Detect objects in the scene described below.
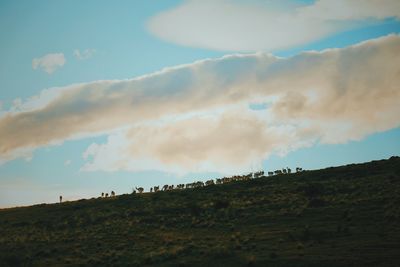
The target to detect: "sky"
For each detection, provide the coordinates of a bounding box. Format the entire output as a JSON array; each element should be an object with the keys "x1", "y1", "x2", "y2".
[{"x1": 0, "y1": 0, "x2": 399, "y2": 208}]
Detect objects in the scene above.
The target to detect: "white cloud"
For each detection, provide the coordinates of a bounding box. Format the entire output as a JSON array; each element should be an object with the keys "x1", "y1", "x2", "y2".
[
  {"x1": 1, "y1": 35, "x2": 400, "y2": 172},
  {"x1": 301, "y1": 0, "x2": 400, "y2": 21},
  {"x1": 147, "y1": 0, "x2": 400, "y2": 51},
  {"x1": 0, "y1": 146, "x2": 33, "y2": 166},
  {"x1": 81, "y1": 109, "x2": 315, "y2": 175},
  {"x1": 32, "y1": 53, "x2": 66, "y2": 74},
  {"x1": 73, "y1": 49, "x2": 96, "y2": 60}
]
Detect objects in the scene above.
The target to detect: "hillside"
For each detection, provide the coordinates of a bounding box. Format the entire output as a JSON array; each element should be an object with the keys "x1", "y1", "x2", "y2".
[{"x1": 1, "y1": 157, "x2": 400, "y2": 267}]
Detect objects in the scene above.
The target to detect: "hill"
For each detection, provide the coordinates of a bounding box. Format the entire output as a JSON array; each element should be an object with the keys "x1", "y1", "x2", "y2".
[{"x1": 1, "y1": 157, "x2": 400, "y2": 266}]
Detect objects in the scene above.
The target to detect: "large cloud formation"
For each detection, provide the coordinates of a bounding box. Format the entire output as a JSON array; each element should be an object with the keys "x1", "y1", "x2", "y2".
[
  {"x1": 1, "y1": 35, "x2": 400, "y2": 173},
  {"x1": 147, "y1": 0, "x2": 400, "y2": 51}
]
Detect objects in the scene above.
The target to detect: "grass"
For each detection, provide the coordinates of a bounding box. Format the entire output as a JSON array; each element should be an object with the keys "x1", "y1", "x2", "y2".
[{"x1": 0, "y1": 156, "x2": 400, "y2": 266}]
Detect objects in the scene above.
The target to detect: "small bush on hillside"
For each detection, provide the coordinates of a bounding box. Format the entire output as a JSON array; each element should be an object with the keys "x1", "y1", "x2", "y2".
[
  {"x1": 269, "y1": 252, "x2": 278, "y2": 259},
  {"x1": 187, "y1": 202, "x2": 202, "y2": 216},
  {"x1": 308, "y1": 198, "x2": 327, "y2": 207},
  {"x1": 298, "y1": 183, "x2": 325, "y2": 199},
  {"x1": 213, "y1": 199, "x2": 230, "y2": 210}
]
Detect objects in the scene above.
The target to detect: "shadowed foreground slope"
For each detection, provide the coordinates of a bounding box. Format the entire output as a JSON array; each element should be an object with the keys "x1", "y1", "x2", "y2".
[{"x1": 1, "y1": 157, "x2": 400, "y2": 266}]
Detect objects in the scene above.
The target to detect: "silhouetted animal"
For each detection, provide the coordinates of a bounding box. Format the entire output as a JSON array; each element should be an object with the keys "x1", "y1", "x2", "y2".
[
  {"x1": 222, "y1": 177, "x2": 231, "y2": 184},
  {"x1": 254, "y1": 171, "x2": 264, "y2": 178},
  {"x1": 205, "y1": 179, "x2": 215, "y2": 186},
  {"x1": 176, "y1": 184, "x2": 185, "y2": 189},
  {"x1": 105, "y1": 193, "x2": 109, "y2": 197},
  {"x1": 154, "y1": 186, "x2": 160, "y2": 192},
  {"x1": 135, "y1": 187, "x2": 144, "y2": 193},
  {"x1": 243, "y1": 173, "x2": 253, "y2": 180},
  {"x1": 194, "y1": 181, "x2": 204, "y2": 188},
  {"x1": 268, "y1": 172, "x2": 274, "y2": 176},
  {"x1": 111, "y1": 191, "x2": 115, "y2": 197}
]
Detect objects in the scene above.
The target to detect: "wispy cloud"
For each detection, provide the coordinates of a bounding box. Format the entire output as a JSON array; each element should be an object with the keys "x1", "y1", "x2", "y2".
[
  {"x1": 147, "y1": 0, "x2": 400, "y2": 51},
  {"x1": 73, "y1": 49, "x2": 96, "y2": 60},
  {"x1": 2, "y1": 35, "x2": 400, "y2": 173},
  {"x1": 32, "y1": 53, "x2": 66, "y2": 74}
]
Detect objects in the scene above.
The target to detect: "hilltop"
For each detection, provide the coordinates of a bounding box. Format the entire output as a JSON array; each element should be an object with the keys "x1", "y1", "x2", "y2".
[{"x1": 1, "y1": 157, "x2": 400, "y2": 266}]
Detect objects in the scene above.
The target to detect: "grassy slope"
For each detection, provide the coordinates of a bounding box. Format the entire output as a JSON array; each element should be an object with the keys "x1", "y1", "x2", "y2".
[{"x1": 1, "y1": 157, "x2": 400, "y2": 267}]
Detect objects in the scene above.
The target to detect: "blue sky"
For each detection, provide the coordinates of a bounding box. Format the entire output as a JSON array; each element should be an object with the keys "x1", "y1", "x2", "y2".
[{"x1": 0, "y1": 0, "x2": 400, "y2": 208}]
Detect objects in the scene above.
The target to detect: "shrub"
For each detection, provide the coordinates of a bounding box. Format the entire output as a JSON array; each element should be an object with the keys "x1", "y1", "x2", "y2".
[
  {"x1": 301, "y1": 226, "x2": 310, "y2": 241},
  {"x1": 269, "y1": 252, "x2": 278, "y2": 259},
  {"x1": 2, "y1": 254, "x2": 23, "y2": 266},
  {"x1": 247, "y1": 255, "x2": 256, "y2": 266},
  {"x1": 299, "y1": 183, "x2": 325, "y2": 199},
  {"x1": 187, "y1": 202, "x2": 202, "y2": 216},
  {"x1": 307, "y1": 198, "x2": 327, "y2": 207},
  {"x1": 214, "y1": 199, "x2": 230, "y2": 210},
  {"x1": 297, "y1": 242, "x2": 304, "y2": 250}
]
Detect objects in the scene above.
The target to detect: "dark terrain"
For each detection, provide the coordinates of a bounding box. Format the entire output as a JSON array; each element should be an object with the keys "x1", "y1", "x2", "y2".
[{"x1": 1, "y1": 157, "x2": 400, "y2": 267}]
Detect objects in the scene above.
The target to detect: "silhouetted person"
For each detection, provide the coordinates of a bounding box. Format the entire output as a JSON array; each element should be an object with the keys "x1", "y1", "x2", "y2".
[{"x1": 59, "y1": 195, "x2": 62, "y2": 203}]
